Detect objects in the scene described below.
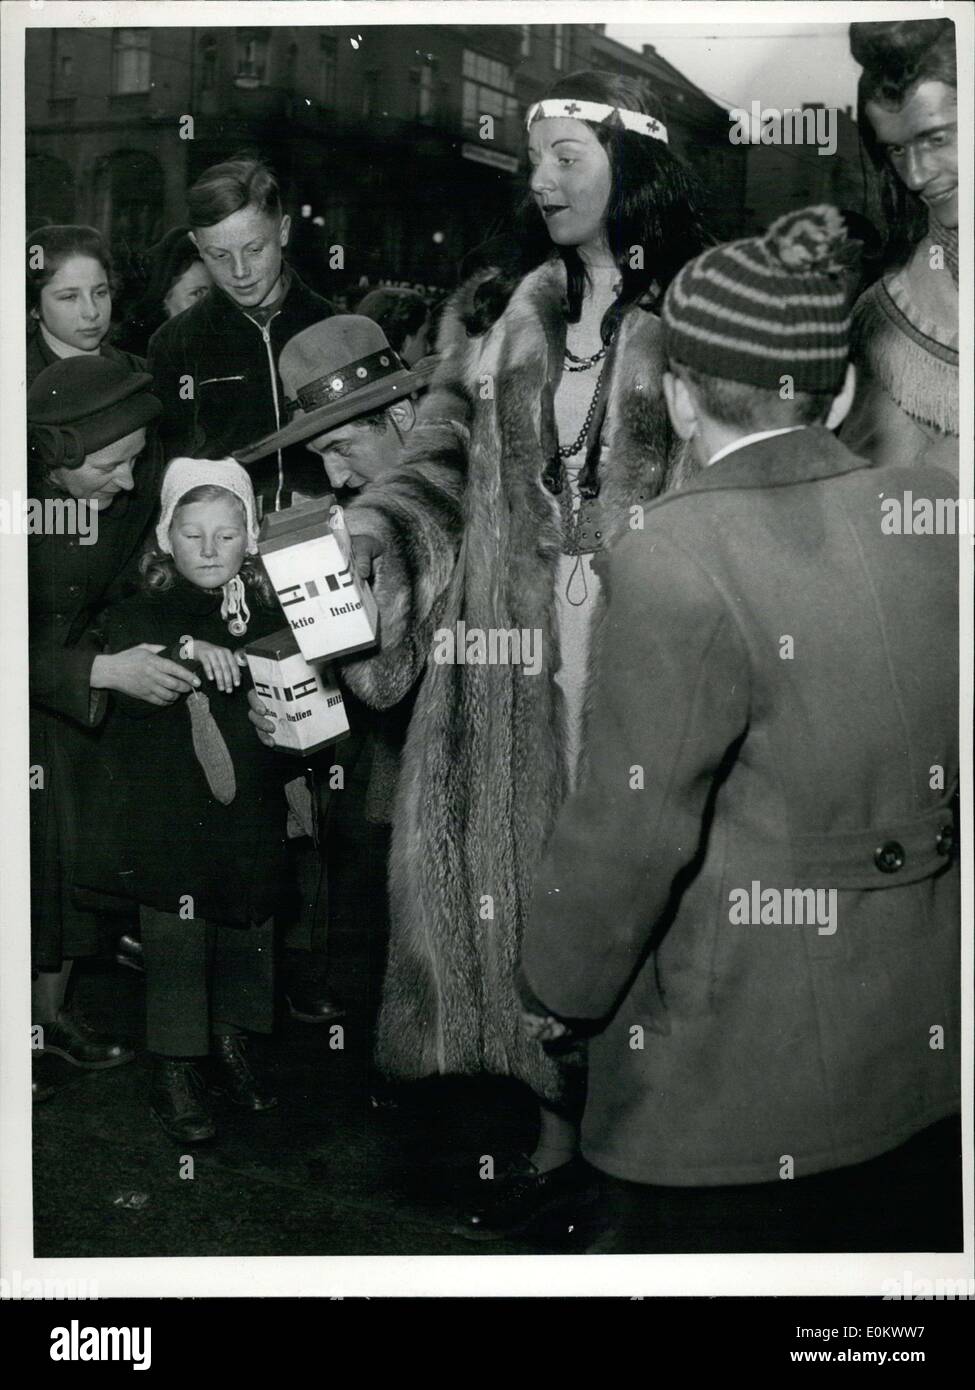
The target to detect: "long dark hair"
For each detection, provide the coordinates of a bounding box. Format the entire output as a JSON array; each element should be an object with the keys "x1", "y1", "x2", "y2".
[
  {"x1": 850, "y1": 19, "x2": 956, "y2": 268},
  {"x1": 462, "y1": 70, "x2": 708, "y2": 338}
]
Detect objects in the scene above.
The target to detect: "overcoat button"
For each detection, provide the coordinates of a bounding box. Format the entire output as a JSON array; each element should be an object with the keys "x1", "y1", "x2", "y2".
[
  {"x1": 874, "y1": 841, "x2": 905, "y2": 873},
  {"x1": 936, "y1": 825, "x2": 954, "y2": 856}
]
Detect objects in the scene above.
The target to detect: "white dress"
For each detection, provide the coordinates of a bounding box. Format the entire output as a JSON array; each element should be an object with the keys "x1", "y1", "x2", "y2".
[{"x1": 552, "y1": 265, "x2": 620, "y2": 791}]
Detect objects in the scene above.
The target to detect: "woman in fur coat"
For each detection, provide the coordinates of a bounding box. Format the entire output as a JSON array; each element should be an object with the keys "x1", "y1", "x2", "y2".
[{"x1": 252, "y1": 70, "x2": 706, "y2": 1235}]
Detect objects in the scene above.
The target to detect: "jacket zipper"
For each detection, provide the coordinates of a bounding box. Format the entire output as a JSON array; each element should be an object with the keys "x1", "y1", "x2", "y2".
[{"x1": 243, "y1": 309, "x2": 285, "y2": 513}]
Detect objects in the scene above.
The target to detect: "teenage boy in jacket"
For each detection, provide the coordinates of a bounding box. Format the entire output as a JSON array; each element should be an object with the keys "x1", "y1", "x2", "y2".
[
  {"x1": 519, "y1": 205, "x2": 960, "y2": 1252},
  {"x1": 147, "y1": 157, "x2": 333, "y2": 514}
]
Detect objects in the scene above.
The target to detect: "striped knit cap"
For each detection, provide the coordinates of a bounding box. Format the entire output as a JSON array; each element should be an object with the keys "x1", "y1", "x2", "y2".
[{"x1": 661, "y1": 205, "x2": 851, "y2": 394}]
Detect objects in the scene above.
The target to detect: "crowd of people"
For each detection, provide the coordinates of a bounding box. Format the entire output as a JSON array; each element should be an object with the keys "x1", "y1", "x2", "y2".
[{"x1": 27, "y1": 18, "x2": 960, "y2": 1252}]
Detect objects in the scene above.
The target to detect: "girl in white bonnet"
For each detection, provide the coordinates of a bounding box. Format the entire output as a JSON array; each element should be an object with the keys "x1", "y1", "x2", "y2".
[{"x1": 77, "y1": 458, "x2": 290, "y2": 1145}]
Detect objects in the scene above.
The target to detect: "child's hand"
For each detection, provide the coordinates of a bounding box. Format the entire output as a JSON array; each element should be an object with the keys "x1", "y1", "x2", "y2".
[
  {"x1": 179, "y1": 637, "x2": 244, "y2": 694},
  {"x1": 247, "y1": 688, "x2": 278, "y2": 748},
  {"x1": 520, "y1": 1010, "x2": 569, "y2": 1043}
]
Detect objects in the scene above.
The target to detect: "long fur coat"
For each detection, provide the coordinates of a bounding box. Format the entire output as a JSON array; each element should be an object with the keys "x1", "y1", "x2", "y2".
[{"x1": 341, "y1": 257, "x2": 689, "y2": 1101}]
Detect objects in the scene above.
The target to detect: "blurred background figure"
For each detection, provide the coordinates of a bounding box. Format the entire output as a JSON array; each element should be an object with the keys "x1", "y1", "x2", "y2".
[
  {"x1": 114, "y1": 226, "x2": 212, "y2": 358},
  {"x1": 26, "y1": 224, "x2": 145, "y2": 385},
  {"x1": 355, "y1": 287, "x2": 432, "y2": 368},
  {"x1": 837, "y1": 209, "x2": 884, "y2": 305},
  {"x1": 842, "y1": 17, "x2": 958, "y2": 478}
]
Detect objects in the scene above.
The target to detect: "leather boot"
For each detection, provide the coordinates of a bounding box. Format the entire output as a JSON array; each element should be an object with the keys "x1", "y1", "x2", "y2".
[
  {"x1": 208, "y1": 1035, "x2": 278, "y2": 1111},
  {"x1": 452, "y1": 1154, "x2": 594, "y2": 1241},
  {"x1": 150, "y1": 1057, "x2": 216, "y2": 1144},
  {"x1": 32, "y1": 1051, "x2": 65, "y2": 1105},
  {"x1": 41, "y1": 1010, "x2": 135, "y2": 1070},
  {"x1": 115, "y1": 933, "x2": 145, "y2": 975}
]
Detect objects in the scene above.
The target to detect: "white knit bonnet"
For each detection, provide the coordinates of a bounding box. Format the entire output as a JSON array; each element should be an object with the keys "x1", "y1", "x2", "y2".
[{"x1": 156, "y1": 457, "x2": 259, "y2": 555}]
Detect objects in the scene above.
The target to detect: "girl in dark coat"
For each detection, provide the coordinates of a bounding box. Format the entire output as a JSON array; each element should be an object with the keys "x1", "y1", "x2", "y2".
[
  {"x1": 76, "y1": 458, "x2": 290, "y2": 1144},
  {"x1": 26, "y1": 225, "x2": 146, "y2": 386},
  {"x1": 27, "y1": 357, "x2": 197, "y2": 1096}
]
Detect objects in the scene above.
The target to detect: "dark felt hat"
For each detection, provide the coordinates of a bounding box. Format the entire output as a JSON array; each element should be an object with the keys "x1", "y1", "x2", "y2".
[
  {"x1": 27, "y1": 356, "x2": 162, "y2": 465},
  {"x1": 236, "y1": 315, "x2": 434, "y2": 464}
]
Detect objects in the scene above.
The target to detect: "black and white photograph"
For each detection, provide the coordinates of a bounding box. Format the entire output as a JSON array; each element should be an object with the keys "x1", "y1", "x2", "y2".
[{"x1": 0, "y1": 0, "x2": 971, "y2": 1321}]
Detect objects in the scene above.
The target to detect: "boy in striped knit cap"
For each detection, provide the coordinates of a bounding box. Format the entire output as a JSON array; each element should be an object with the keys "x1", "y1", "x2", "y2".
[
  {"x1": 519, "y1": 205, "x2": 959, "y2": 1249},
  {"x1": 659, "y1": 203, "x2": 857, "y2": 465}
]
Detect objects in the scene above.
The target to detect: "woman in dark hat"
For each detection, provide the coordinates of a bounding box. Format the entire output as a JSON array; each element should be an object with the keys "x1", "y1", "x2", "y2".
[
  {"x1": 26, "y1": 225, "x2": 145, "y2": 387},
  {"x1": 114, "y1": 226, "x2": 213, "y2": 359},
  {"x1": 28, "y1": 356, "x2": 199, "y2": 1100}
]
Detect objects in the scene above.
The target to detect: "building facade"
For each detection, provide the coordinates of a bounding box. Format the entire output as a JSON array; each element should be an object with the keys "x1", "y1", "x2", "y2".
[{"x1": 26, "y1": 22, "x2": 761, "y2": 299}]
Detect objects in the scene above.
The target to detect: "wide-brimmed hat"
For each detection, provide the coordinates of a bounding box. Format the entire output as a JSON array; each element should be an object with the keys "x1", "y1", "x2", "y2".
[
  {"x1": 236, "y1": 316, "x2": 432, "y2": 464},
  {"x1": 27, "y1": 356, "x2": 161, "y2": 468}
]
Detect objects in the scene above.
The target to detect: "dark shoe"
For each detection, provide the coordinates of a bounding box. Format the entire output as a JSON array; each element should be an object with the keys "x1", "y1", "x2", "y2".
[
  {"x1": 150, "y1": 1059, "x2": 216, "y2": 1144},
  {"x1": 209, "y1": 1035, "x2": 278, "y2": 1111},
  {"x1": 41, "y1": 1011, "x2": 135, "y2": 1070},
  {"x1": 453, "y1": 1154, "x2": 590, "y2": 1242},
  {"x1": 368, "y1": 1080, "x2": 402, "y2": 1113},
  {"x1": 285, "y1": 982, "x2": 346, "y2": 1023},
  {"x1": 32, "y1": 1051, "x2": 64, "y2": 1105},
  {"x1": 115, "y1": 933, "x2": 145, "y2": 975}
]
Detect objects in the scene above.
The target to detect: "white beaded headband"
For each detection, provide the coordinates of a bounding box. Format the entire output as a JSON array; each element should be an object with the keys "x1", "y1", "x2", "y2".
[{"x1": 525, "y1": 98, "x2": 668, "y2": 144}]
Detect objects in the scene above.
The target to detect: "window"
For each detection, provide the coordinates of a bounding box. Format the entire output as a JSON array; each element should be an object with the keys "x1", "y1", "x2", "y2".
[
  {"x1": 320, "y1": 35, "x2": 337, "y2": 107},
  {"x1": 235, "y1": 28, "x2": 269, "y2": 85},
  {"x1": 552, "y1": 24, "x2": 566, "y2": 72},
  {"x1": 520, "y1": 26, "x2": 532, "y2": 59},
  {"x1": 112, "y1": 29, "x2": 151, "y2": 95},
  {"x1": 461, "y1": 49, "x2": 517, "y2": 139},
  {"x1": 362, "y1": 70, "x2": 380, "y2": 117},
  {"x1": 51, "y1": 33, "x2": 75, "y2": 94},
  {"x1": 200, "y1": 35, "x2": 218, "y2": 92},
  {"x1": 410, "y1": 61, "x2": 436, "y2": 121}
]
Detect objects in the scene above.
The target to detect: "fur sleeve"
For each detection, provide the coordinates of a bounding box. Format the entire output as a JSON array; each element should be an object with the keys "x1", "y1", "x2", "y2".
[{"x1": 339, "y1": 293, "x2": 481, "y2": 709}]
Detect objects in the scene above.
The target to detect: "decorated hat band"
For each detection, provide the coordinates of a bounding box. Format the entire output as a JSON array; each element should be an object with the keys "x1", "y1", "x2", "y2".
[
  {"x1": 525, "y1": 99, "x2": 668, "y2": 144},
  {"x1": 288, "y1": 347, "x2": 407, "y2": 417}
]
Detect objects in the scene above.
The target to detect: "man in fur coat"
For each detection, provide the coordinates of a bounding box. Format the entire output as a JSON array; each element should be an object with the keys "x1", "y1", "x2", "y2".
[{"x1": 519, "y1": 207, "x2": 960, "y2": 1250}]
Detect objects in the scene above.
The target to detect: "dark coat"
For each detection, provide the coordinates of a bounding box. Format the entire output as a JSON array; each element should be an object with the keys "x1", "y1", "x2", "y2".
[
  {"x1": 29, "y1": 440, "x2": 164, "y2": 970},
  {"x1": 522, "y1": 427, "x2": 960, "y2": 1185},
  {"x1": 338, "y1": 257, "x2": 690, "y2": 1101},
  {"x1": 146, "y1": 267, "x2": 334, "y2": 507},
  {"x1": 75, "y1": 578, "x2": 292, "y2": 927},
  {"x1": 26, "y1": 321, "x2": 145, "y2": 389}
]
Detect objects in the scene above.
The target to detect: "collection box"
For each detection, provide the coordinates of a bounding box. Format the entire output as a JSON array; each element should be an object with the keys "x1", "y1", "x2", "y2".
[
  {"x1": 243, "y1": 628, "x2": 350, "y2": 755},
  {"x1": 258, "y1": 497, "x2": 379, "y2": 662}
]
